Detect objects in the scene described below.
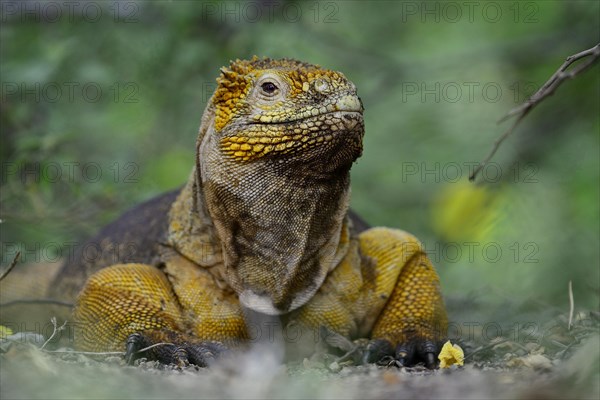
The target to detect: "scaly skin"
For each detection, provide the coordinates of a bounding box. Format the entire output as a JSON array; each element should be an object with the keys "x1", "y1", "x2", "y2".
[{"x1": 73, "y1": 57, "x2": 447, "y2": 368}]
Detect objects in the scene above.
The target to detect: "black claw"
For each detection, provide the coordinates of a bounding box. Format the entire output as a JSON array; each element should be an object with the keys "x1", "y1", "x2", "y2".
[
  {"x1": 171, "y1": 346, "x2": 189, "y2": 367},
  {"x1": 420, "y1": 339, "x2": 439, "y2": 369},
  {"x1": 396, "y1": 339, "x2": 440, "y2": 369},
  {"x1": 424, "y1": 352, "x2": 437, "y2": 369},
  {"x1": 395, "y1": 342, "x2": 416, "y2": 367},
  {"x1": 362, "y1": 339, "x2": 394, "y2": 364},
  {"x1": 125, "y1": 333, "x2": 146, "y2": 365},
  {"x1": 420, "y1": 339, "x2": 437, "y2": 355},
  {"x1": 186, "y1": 341, "x2": 227, "y2": 367}
]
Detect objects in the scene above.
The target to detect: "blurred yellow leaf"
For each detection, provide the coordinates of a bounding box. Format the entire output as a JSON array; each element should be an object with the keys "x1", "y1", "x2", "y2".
[
  {"x1": 431, "y1": 180, "x2": 509, "y2": 243},
  {"x1": 0, "y1": 325, "x2": 13, "y2": 339}
]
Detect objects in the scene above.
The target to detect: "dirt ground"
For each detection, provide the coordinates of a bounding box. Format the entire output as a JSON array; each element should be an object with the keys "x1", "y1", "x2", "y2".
[{"x1": 1, "y1": 311, "x2": 598, "y2": 400}]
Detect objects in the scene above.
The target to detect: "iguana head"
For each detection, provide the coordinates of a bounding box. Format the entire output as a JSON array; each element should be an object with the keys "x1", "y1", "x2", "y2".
[
  {"x1": 209, "y1": 57, "x2": 364, "y2": 170},
  {"x1": 192, "y1": 57, "x2": 364, "y2": 315}
]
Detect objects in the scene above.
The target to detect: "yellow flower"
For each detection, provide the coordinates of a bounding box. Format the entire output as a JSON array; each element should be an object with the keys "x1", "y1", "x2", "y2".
[
  {"x1": 0, "y1": 325, "x2": 13, "y2": 339},
  {"x1": 438, "y1": 340, "x2": 464, "y2": 368}
]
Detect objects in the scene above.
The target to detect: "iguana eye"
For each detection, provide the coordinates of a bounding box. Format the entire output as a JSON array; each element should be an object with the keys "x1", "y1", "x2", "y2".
[{"x1": 261, "y1": 82, "x2": 278, "y2": 95}]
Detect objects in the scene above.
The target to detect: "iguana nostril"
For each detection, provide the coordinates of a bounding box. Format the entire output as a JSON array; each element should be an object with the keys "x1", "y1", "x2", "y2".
[{"x1": 335, "y1": 94, "x2": 362, "y2": 112}]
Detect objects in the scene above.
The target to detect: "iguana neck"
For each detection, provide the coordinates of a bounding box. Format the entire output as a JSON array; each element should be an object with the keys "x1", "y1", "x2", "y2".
[
  {"x1": 166, "y1": 168, "x2": 223, "y2": 270},
  {"x1": 167, "y1": 164, "x2": 351, "y2": 315}
]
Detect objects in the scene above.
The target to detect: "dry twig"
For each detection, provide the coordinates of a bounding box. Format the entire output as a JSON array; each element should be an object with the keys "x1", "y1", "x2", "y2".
[
  {"x1": 135, "y1": 342, "x2": 177, "y2": 354},
  {"x1": 464, "y1": 338, "x2": 509, "y2": 360},
  {"x1": 568, "y1": 280, "x2": 574, "y2": 331},
  {"x1": 41, "y1": 317, "x2": 68, "y2": 350},
  {"x1": 470, "y1": 43, "x2": 600, "y2": 181},
  {"x1": 43, "y1": 342, "x2": 176, "y2": 357},
  {"x1": 0, "y1": 251, "x2": 21, "y2": 282},
  {"x1": 44, "y1": 349, "x2": 125, "y2": 356}
]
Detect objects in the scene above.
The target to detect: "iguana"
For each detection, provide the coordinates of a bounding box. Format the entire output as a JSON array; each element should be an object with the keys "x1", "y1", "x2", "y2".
[{"x1": 5, "y1": 57, "x2": 448, "y2": 368}]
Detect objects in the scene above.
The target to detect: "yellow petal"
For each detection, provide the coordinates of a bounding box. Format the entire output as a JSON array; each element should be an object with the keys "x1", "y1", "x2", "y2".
[{"x1": 438, "y1": 340, "x2": 465, "y2": 368}]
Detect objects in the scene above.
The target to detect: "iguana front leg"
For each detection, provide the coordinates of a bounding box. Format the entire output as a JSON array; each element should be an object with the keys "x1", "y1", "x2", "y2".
[
  {"x1": 360, "y1": 228, "x2": 448, "y2": 368},
  {"x1": 287, "y1": 227, "x2": 447, "y2": 368},
  {"x1": 73, "y1": 264, "x2": 229, "y2": 366}
]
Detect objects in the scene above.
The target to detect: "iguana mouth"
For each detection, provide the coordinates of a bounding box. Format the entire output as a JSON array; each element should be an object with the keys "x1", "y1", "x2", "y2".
[
  {"x1": 248, "y1": 93, "x2": 364, "y2": 126},
  {"x1": 249, "y1": 110, "x2": 363, "y2": 126}
]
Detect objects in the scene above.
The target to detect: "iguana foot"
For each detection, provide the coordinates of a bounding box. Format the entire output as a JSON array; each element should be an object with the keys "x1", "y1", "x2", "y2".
[
  {"x1": 125, "y1": 332, "x2": 228, "y2": 368},
  {"x1": 321, "y1": 330, "x2": 441, "y2": 369},
  {"x1": 395, "y1": 338, "x2": 439, "y2": 369},
  {"x1": 363, "y1": 338, "x2": 440, "y2": 369}
]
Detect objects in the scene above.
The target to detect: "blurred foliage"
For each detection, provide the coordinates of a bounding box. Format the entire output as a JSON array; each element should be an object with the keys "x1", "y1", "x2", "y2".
[{"x1": 1, "y1": 1, "x2": 598, "y2": 319}]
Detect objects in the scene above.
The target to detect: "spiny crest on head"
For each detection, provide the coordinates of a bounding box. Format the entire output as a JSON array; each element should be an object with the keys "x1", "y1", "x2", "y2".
[{"x1": 212, "y1": 59, "x2": 253, "y2": 131}]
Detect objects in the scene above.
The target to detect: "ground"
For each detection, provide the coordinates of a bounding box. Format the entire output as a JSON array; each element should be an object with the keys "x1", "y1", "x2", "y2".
[{"x1": 1, "y1": 307, "x2": 598, "y2": 400}]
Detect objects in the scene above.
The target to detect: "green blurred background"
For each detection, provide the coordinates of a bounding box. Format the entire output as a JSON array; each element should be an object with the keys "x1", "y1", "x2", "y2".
[{"x1": 1, "y1": 0, "x2": 598, "y2": 325}]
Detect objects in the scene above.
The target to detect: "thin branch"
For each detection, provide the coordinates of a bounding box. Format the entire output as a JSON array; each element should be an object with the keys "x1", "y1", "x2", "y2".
[
  {"x1": 550, "y1": 339, "x2": 568, "y2": 349},
  {"x1": 335, "y1": 347, "x2": 360, "y2": 363},
  {"x1": 0, "y1": 251, "x2": 21, "y2": 282},
  {"x1": 44, "y1": 349, "x2": 125, "y2": 356},
  {"x1": 464, "y1": 338, "x2": 508, "y2": 360},
  {"x1": 42, "y1": 342, "x2": 176, "y2": 357},
  {"x1": 470, "y1": 43, "x2": 600, "y2": 181},
  {"x1": 136, "y1": 342, "x2": 177, "y2": 354},
  {"x1": 469, "y1": 112, "x2": 529, "y2": 182},
  {"x1": 40, "y1": 317, "x2": 68, "y2": 350},
  {"x1": 568, "y1": 280, "x2": 574, "y2": 331},
  {"x1": 558, "y1": 339, "x2": 579, "y2": 360}
]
